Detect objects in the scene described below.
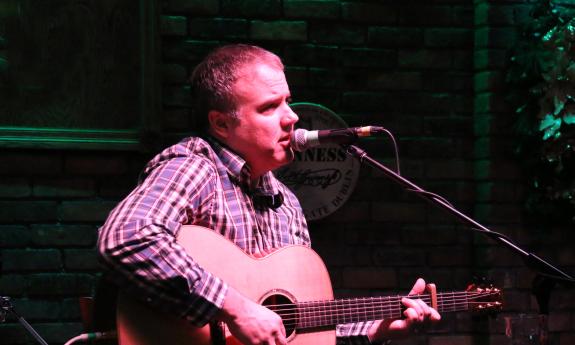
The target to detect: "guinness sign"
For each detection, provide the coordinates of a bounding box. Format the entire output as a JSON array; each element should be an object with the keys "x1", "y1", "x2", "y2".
[{"x1": 275, "y1": 103, "x2": 360, "y2": 221}]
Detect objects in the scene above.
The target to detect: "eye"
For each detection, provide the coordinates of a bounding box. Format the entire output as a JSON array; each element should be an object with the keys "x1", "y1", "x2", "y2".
[{"x1": 260, "y1": 102, "x2": 279, "y2": 114}]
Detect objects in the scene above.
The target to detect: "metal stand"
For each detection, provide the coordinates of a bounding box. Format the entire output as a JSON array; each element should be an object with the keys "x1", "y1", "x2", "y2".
[
  {"x1": 1, "y1": 296, "x2": 49, "y2": 345},
  {"x1": 343, "y1": 144, "x2": 575, "y2": 293}
]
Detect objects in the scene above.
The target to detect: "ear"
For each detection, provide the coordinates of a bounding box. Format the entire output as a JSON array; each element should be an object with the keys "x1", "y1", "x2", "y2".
[{"x1": 208, "y1": 110, "x2": 231, "y2": 139}]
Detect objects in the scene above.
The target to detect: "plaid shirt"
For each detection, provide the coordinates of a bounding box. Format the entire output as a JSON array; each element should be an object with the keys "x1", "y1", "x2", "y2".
[{"x1": 98, "y1": 136, "x2": 377, "y2": 345}]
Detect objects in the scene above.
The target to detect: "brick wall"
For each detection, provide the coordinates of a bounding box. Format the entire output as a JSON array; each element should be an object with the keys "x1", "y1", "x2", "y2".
[{"x1": 0, "y1": 0, "x2": 573, "y2": 344}]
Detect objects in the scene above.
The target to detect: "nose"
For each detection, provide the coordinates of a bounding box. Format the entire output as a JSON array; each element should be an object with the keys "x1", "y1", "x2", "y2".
[{"x1": 281, "y1": 105, "x2": 299, "y2": 127}]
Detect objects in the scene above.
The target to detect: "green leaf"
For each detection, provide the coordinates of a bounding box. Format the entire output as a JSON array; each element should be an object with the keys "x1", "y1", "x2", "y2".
[
  {"x1": 539, "y1": 114, "x2": 557, "y2": 130},
  {"x1": 563, "y1": 112, "x2": 575, "y2": 124},
  {"x1": 540, "y1": 114, "x2": 562, "y2": 140}
]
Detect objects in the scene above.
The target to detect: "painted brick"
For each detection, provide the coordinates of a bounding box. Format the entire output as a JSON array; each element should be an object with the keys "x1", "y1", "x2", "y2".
[
  {"x1": 474, "y1": 159, "x2": 521, "y2": 180},
  {"x1": 424, "y1": 28, "x2": 473, "y2": 48},
  {"x1": 33, "y1": 177, "x2": 95, "y2": 198},
  {"x1": 368, "y1": 71, "x2": 422, "y2": 91},
  {"x1": 2, "y1": 249, "x2": 62, "y2": 271},
  {"x1": 11, "y1": 298, "x2": 80, "y2": 321},
  {"x1": 0, "y1": 178, "x2": 31, "y2": 198},
  {"x1": 344, "y1": 223, "x2": 401, "y2": 246},
  {"x1": 398, "y1": 49, "x2": 452, "y2": 69},
  {"x1": 372, "y1": 202, "x2": 426, "y2": 222},
  {"x1": 33, "y1": 322, "x2": 84, "y2": 344},
  {"x1": 341, "y1": 48, "x2": 395, "y2": 67},
  {"x1": 59, "y1": 201, "x2": 117, "y2": 223},
  {"x1": 164, "y1": 0, "x2": 219, "y2": 15},
  {"x1": 162, "y1": 63, "x2": 188, "y2": 83},
  {"x1": 160, "y1": 15, "x2": 187, "y2": 36},
  {"x1": 0, "y1": 275, "x2": 29, "y2": 296},
  {"x1": 474, "y1": 203, "x2": 523, "y2": 224},
  {"x1": 452, "y1": 49, "x2": 473, "y2": 70},
  {"x1": 475, "y1": 27, "x2": 517, "y2": 49},
  {"x1": 342, "y1": 92, "x2": 389, "y2": 112},
  {"x1": 250, "y1": 20, "x2": 307, "y2": 41},
  {"x1": 0, "y1": 225, "x2": 30, "y2": 247},
  {"x1": 368, "y1": 27, "x2": 422, "y2": 47},
  {"x1": 341, "y1": 2, "x2": 397, "y2": 24},
  {"x1": 162, "y1": 39, "x2": 220, "y2": 61},
  {"x1": 453, "y1": 4, "x2": 474, "y2": 27},
  {"x1": 285, "y1": 66, "x2": 308, "y2": 87},
  {"x1": 397, "y1": 267, "x2": 460, "y2": 290},
  {"x1": 163, "y1": 85, "x2": 193, "y2": 107},
  {"x1": 222, "y1": 0, "x2": 281, "y2": 18},
  {"x1": 189, "y1": 18, "x2": 248, "y2": 39},
  {"x1": 64, "y1": 249, "x2": 100, "y2": 271},
  {"x1": 309, "y1": 23, "x2": 364, "y2": 45},
  {"x1": 372, "y1": 247, "x2": 426, "y2": 267},
  {"x1": 398, "y1": 5, "x2": 455, "y2": 26},
  {"x1": 424, "y1": 71, "x2": 473, "y2": 91},
  {"x1": 99, "y1": 177, "x2": 138, "y2": 198},
  {"x1": 282, "y1": 44, "x2": 340, "y2": 66},
  {"x1": 425, "y1": 160, "x2": 474, "y2": 179},
  {"x1": 474, "y1": 70, "x2": 504, "y2": 92},
  {"x1": 342, "y1": 267, "x2": 396, "y2": 288},
  {"x1": 475, "y1": 3, "x2": 518, "y2": 26},
  {"x1": 64, "y1": 155, "x2": 128, "y2": 175},
  {"x1": 0, "y1": 152, "x2": 62, "y2": 175},
  {"x1": 474, "y1": 48, "x2": 508, "y2": 70},
  {"x1": 429, "y1": 247, "x2": 472, "y2": 266},
  {"x1": 423, "y1": 116, "x2": 474, "y2": 137},
  {"x1": 400, "y1": 226, "x2": 458, "y2": 246},
  {"x1": 323, "y1": 201, "x2": 370, "y2": 222},
  {"x1": 476, "y1": 182, "x2": 523, "y2": 202},
  {"x1": 475, "y1": 92, "x2": 509, "y2": 113},
  {"x1": 0, "y1": 201, "x2": 58, "y2": 222},
  {"x1": 284, "y1": 0, "x2": 340, "y2": 19},
  {"x1": 30, "y1": 224, "x2": 97, "y2": 247},
  {"x1": 28, "y1": 274, "x2": 96, "y2": 296}
]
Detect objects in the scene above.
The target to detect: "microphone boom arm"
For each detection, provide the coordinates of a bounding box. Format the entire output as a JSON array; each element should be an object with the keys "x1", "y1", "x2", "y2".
[{"x1": 344, "y1": 144, "x2": 575, "y2": 286}]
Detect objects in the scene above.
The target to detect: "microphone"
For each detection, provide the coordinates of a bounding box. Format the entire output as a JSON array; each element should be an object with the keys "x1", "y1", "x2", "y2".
[{"x1": 290, "y1": 126, "x2": 385, "y2": 152}]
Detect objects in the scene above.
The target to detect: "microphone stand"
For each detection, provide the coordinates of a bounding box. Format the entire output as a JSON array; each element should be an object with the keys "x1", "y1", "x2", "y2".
[
  {"x1": 1, "y1": 296, "x2": 49, "y2": 345},
  {"x1": 343, "y1": 144, "x2": 575, "y2": 340}
]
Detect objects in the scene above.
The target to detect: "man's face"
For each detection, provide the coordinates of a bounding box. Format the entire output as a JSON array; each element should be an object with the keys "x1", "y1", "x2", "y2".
[{"x1": 220, "y1": 62, "x2": 298, "y2": 179}]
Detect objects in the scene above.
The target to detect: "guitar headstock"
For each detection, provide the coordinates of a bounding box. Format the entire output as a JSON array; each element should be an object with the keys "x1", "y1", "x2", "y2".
[{"x1": 465, "y1": 283, "x2": 503, "y2": 312}]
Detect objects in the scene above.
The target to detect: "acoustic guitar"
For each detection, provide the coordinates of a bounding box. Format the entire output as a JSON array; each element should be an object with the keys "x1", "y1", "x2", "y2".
[{"x1": 117, "y1": 225, "x2": 502, "y2": 345}]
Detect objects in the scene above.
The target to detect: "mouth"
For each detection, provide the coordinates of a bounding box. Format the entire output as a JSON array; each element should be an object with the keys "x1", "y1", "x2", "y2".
[{"x1": 279, "y1": 135, "x2": 291, "y2": 148}]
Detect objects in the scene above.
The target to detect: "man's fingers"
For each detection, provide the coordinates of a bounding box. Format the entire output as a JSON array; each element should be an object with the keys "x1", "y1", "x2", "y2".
[
  {"x1": 408, "y1": 278, "x2": 426, "y2": 295},
  {"x1": 402, "y1": 297, "x2": 424, "y2": 319}
]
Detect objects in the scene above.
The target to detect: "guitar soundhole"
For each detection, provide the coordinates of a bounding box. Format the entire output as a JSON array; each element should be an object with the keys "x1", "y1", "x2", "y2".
[{"x1": 261, "y1": 293, "x2": 297, "y2": 338}]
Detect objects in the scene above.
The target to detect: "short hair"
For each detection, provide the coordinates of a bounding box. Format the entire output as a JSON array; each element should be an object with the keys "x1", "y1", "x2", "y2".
[{"x1": 189, "y1": 44, "x2": 284, "y2": 131}]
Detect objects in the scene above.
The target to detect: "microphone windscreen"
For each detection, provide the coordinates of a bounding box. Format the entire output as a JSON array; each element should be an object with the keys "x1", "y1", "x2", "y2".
[{"x1": 291, "y1": 128, "x2": 308, "y2": 152}]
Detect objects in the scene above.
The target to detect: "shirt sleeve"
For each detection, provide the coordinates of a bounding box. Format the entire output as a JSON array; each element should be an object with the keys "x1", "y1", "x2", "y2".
[
  {"x1": 336, "y1": 321, "x2": 378, "y2": 345},
  {"x1": 97, "y1": 155, "x2": 228, "y2": 326}
]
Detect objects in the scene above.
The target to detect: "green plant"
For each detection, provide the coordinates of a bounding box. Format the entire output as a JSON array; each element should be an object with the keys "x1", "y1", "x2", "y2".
[{"x1": 507, "y1": 0, "x2": 575, "y2": 223}]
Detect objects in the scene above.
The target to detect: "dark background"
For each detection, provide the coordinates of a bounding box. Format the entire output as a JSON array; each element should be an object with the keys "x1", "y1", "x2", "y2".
[{"x1": 0, "y1": 0, "x2": 574, "y2": 344}]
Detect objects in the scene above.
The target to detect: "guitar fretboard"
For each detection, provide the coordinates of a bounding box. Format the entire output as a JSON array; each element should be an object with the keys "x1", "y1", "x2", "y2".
[{"x1": 288, "y1": 291, "x2": 480, "y2": 330}]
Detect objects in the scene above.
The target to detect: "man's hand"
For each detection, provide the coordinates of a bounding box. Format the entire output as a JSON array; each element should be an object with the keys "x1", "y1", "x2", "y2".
[
  {"x1": 368, "y1": 278, "x2": 441, "y2": 342},
  {"x1": 218, "y1": 287, "x2": 287, "y2": 345}
]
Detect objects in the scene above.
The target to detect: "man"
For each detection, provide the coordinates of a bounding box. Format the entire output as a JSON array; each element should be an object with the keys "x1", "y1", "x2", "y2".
[{"x1": 98, "y1": 44, "x2": 440, "y2": 345}]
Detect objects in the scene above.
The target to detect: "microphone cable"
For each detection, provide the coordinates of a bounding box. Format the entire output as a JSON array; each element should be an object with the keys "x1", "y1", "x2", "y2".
[{"x1": 63, "y1": 330, "x2": 117, "y2": 345}]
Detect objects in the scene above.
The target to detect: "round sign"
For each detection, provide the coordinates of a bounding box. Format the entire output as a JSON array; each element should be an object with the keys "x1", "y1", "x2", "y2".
[{"x1": 275, "y1": 103, "x2": 360, "y2": 221}]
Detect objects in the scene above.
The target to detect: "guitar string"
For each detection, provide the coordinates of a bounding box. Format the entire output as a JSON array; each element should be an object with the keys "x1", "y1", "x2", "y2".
[
  {"x1": 276, "y1": 301, "x2": 500, "y2": 329},
  {"x1": 265, "y1": 292, "x2": 501, "y2": 327},
  {"x1": 264, "y1": 290, "x2": 500, "y2": 313},
  {"x1": 269, "y1": 294, "x2": 501, "y2": 325}
]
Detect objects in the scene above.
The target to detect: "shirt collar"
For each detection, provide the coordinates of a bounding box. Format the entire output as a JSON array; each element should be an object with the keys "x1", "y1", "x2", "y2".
[{"x1": 205, "y1": 136, "x2": 280, "y2": 197}]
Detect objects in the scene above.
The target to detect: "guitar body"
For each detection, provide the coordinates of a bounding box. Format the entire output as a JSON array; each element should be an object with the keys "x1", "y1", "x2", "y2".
[{"x1": 117, "y1": 225, "x2": 336, "y2": 345}]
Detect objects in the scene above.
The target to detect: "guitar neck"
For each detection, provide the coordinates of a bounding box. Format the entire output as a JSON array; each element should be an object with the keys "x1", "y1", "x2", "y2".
[{"x1": 295, "y1": 291, "x2": 470, "y2": 330}]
